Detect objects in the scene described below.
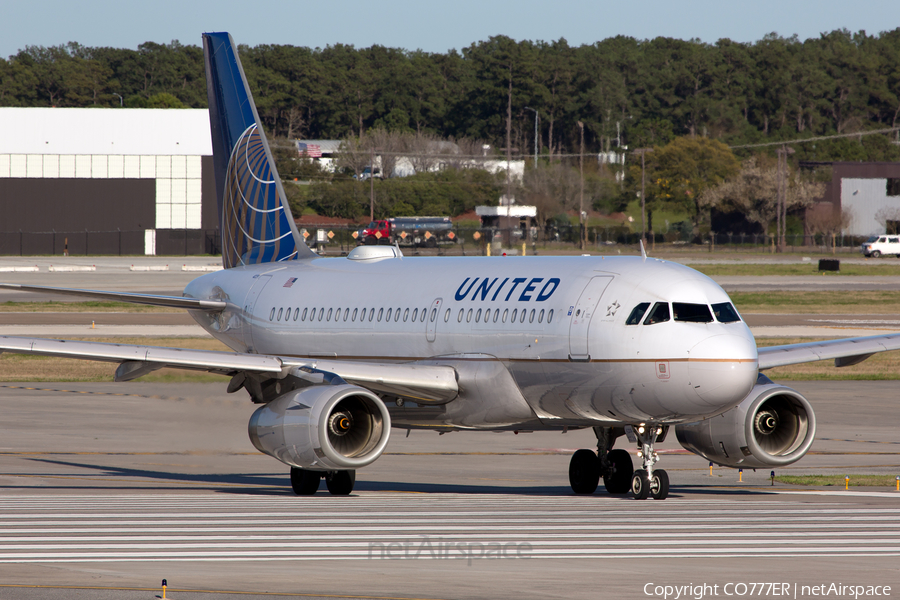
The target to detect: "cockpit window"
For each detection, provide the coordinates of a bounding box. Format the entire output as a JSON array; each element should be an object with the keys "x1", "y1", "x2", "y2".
[
  {"x1": 643, "y1": 302, "x2": 670, "y2": 325},
  {"x1": 673, "y1": 303, "x2": 713, "y2": 323},
  {"x1": 712, "y1": 302, "x2": 741, "y2": 323},
  {"x1": 626, "y1": 302, "x2": 651, "y2": 325}
]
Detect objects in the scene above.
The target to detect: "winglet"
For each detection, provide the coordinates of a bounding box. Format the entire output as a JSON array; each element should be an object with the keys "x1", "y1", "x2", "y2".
[
  {"x1": 202, "y1": 32, "x2": 316, "y2": 268},
  {"x1": 639, "y1": 239, "x2": 647, "y2": 261}
]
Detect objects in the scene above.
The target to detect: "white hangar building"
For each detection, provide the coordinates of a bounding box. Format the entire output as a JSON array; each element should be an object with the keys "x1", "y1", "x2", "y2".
[{"x1": 0, "y1": 108, "x2": 217, "y2": 255}]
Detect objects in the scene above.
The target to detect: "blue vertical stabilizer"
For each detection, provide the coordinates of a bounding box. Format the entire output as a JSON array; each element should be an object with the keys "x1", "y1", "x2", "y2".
[{"x1": 202, "y1": 32, "x2": 315, "y2": 268}]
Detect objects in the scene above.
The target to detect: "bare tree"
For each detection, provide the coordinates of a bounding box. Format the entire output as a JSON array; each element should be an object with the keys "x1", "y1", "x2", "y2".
[
  {"x1": 334, "y1": 133, "x2": 370, "y2": 179},
  {"x1": 807, "y1": 204, "x2": 852, "y2": 236},
  {"x1": 403, "y1": 132, "x2": 441, "y2": 174},
  {"x1": 369, "y1": 128, "x2": 404, "y2": 179},
  {"x1": 521, "y1": 163, "x2": 581, "y2": 228},
  {"x1": 700, "y1": 157, "x2": 824, "y2": 238},
  {"x1": 874, "y1": 206, "x2": 900, "y2": 234}
]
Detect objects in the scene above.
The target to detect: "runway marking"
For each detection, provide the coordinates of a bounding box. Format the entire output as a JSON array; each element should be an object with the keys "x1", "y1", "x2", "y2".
[
  {"x1": 0, "y1": 584, "x2": 447, "y2": 600},
  {"x1": 0, "y1": 494, "x2": 898, "y2": 562}
]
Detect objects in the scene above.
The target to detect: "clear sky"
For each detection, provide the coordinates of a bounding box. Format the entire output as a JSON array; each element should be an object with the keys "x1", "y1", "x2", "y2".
[{"x1": 2, "y1": 0, "x2": 898, "y2": 58}]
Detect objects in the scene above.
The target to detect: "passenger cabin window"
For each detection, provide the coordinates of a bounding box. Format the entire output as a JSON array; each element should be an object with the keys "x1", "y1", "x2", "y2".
[
  {"x1": 643, "y1": 302, "x2": 670, "y2": 325},
  {"x1": 548, "y1": 309, "x2": 554, "y2": 323},
  {"x1": 712, "y1": 302, "x2": 741, "y2": 323},
  {"x1": 626, "y1": 303, "x2": 651, "y2": 325},
  {"x1": 673, "y1": 303, "x2": 713, "y2": 323}
]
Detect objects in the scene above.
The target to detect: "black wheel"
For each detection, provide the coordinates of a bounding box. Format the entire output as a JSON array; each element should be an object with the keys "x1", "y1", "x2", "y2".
[
  {"x1": 603, "y1": 449, "x2": 633, "y2": 495},
  {"x1": 872, "y1": 250, "x2": 882, "y2": 258},
  {"x1": 325, "y1": 470, "x2": 356, "y2": 495},
  {"x1": 290, "y1": 467, "x2": 321, "y2": 496},
  {"x1": 425, "y1": 237, "x2": 438, "y2": 248},
  {"x1": 650, "y1": 469, "x2": 670, "y2": 500},
  {"x1": 631, "y1": 470, "x2": 650, "y2": 500},
  {"x1": 568, "y1": 449, "x2": 600, "y2": 494}
]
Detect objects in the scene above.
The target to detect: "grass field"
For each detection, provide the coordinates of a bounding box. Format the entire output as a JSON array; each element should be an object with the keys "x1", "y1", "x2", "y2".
[
  {"x1": 0, "y1": 337, "x2": 231, "y2": 383},
  {"x1": 0, "y1": 301, "x2": 181, "y2": 313},
  {"x1": 691, "y1": 262, "x2": 900, "y2": 277},
  {"x1": 775, "y1": 475, "x2": 900, "y2": 487},
  {"x1": 730, "y1": 290, "x2": 900, "y2": 314}
]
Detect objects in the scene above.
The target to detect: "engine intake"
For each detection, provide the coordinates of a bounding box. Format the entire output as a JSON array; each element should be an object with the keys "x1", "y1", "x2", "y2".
[
  {"x1": 248, "y1": 384, "x2": 391, "y2": 471},
  {"x1": 676, "y1": 375, "x2": 816, "y2": 469}
]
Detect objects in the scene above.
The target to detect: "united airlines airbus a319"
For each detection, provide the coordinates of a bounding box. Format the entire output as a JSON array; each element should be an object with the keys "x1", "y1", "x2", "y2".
[{"x1": 3, "y1": 32, "x2": 900, "y2": 499}]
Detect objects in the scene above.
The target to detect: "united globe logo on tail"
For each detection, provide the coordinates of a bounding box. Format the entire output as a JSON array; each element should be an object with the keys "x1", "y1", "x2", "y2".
[{"x1": 222, "y1": 123, "x2": 297, "y2": 267}]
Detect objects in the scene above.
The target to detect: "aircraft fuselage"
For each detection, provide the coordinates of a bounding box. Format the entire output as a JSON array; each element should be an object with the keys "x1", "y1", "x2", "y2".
[{"x1": 185, "y1": 254, "x2": 759, "y2": 430}]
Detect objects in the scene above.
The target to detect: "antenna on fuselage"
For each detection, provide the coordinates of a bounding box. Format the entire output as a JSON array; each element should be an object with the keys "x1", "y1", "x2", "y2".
[{"x1": 639, "y1": 239, "x2": 647, "y2": 261}]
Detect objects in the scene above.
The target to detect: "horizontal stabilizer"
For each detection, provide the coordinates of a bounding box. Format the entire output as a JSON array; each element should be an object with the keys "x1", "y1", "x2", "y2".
[{"x1": 0, "y1": 283, "x2": 227, "y2": 311}]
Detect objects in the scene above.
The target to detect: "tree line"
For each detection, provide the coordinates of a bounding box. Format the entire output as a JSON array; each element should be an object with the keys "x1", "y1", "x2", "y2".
[{"x1": 3, "y1": 30, "x2": 900, "y2": 160}]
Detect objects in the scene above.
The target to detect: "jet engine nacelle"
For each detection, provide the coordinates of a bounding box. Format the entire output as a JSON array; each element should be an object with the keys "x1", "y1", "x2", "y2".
[
  {"x1": 675, "y1": 375, "x2": 816, "y2": 469},
  {"x1": 248, "y1": 384, "x2": 391, "y2": 471}
]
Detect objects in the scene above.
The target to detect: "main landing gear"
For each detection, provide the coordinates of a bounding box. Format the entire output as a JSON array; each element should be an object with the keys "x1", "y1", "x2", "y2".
[
  {"x1": 290, "y1": 467, "x2": 356, "y2": 496},
  {"x1": 568, "y1": 426, "x2": 632, "y2": 496},
  {"x1": 568, "y1": 425, "x2": 670, "y2": 500}
]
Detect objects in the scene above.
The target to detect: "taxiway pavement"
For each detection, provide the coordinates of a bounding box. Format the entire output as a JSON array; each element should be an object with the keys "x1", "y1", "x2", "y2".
[{"x1": 0, "y1": 381, "x2": 898, "y2": 600}]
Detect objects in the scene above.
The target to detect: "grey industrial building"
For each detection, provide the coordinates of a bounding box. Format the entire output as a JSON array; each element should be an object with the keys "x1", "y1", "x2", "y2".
[
  {"x1": 0, "y1": 108, "x2": 218, "y2": 255},
  {"x1": 805, "y1": 161, "x2": 900, "y2": 236}
]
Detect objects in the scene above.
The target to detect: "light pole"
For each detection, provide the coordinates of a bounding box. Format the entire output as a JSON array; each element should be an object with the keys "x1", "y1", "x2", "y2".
[
  {"x1": 577, "y1": 121, "x2": 585, "y2": 250},
  {"x1": 633, "y1": 148, "x2": 652, "y2": 244},
  {"x1": 112, "y1": 93, "x2": 123, "y2": 107},
  {"x1": 524, "y1": 107, "x2": 539, "y2": 168}
]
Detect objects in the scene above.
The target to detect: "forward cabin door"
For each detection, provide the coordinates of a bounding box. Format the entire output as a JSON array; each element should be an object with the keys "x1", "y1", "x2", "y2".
[
  {"x1": 426, "y1": 298, "x2": 443, "y2": 342},
  {"x1": 567, "y1": 276, "x2": 613, "y2": 361}
]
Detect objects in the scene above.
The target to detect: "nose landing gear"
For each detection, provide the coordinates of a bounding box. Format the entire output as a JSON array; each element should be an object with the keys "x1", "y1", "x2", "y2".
[{"x1": 631, "y1": 424, "x2": 669, "y2": 500}]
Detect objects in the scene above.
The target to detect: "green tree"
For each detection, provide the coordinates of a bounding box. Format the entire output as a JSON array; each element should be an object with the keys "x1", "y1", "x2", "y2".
[{"x1": 645, "y1": 136, "x2": 740, "y2": 235}]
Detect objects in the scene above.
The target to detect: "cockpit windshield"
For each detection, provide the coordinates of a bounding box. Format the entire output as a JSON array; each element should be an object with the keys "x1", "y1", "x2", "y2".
[
  {"x1": 712, "y1": 302, "x2": 741, "y2": 323},
  {"x1": 643, "y1": 302, "x2": 670, "y2": 325},
  {"x1": 625, "y1": 302, "x2": 651, "y2": 325},
  {"x1": 673, "y1": 303, "x2": 713, "y2": 323}
]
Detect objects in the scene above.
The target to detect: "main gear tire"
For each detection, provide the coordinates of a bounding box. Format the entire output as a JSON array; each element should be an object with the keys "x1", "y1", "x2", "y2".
[
  {"x1": 290, "y1": 467, "x2": 321, "y2": 496},
  {"x1": 569, "y1": 449, "x2": 600, "y2": 494},
  {"x1": 603, "y1": 448, "x2": 633, "y2": 495}
]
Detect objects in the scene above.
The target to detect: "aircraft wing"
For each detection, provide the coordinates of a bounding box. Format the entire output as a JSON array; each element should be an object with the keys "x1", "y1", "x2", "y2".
[
  {"x1": 0, "y1": 336, "x2": 458, "y2": 404},
  {"x1": 0, "y1": 284, "x2": 227, "y2": 311},
  {"x1": 757, "y1": 333, "x2": 900, "y2": 370}
]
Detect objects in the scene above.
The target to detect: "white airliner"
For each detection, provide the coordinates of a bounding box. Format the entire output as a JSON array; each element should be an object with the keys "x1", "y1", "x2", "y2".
[{"x1": 3, "y1": 32, "x2": 900, "y2": 499}]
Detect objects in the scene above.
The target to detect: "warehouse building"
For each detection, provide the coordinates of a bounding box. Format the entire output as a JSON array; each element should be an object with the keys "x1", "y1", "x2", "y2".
[
  {"x1": 803, "y1": 161, "x2": 900, "y2": 237},
  {"x1": 0, "y1": 108, "x2": 217, "y2": 255}
]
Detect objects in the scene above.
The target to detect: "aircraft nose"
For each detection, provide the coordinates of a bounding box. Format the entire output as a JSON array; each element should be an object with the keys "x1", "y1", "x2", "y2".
[{"x1": 687, "y1": 334, "x2": 758, "y2": 408}]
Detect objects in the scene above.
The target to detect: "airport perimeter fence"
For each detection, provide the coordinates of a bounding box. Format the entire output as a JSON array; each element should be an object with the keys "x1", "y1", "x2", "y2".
[
  {"x1": 0, "y1": 229, "x2": 221, "y2": 256},
  {"x1": 0, "y1": 225, "x2": 869, "y2": 256},
  {"x1": 305, "y1": 225, "x2": 872, "y2": 256}
]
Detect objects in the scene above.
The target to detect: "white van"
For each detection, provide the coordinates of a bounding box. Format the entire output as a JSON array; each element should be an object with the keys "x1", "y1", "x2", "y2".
[{"x1": 861, "y1": 235, "x2": 900, "y2": 257}]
